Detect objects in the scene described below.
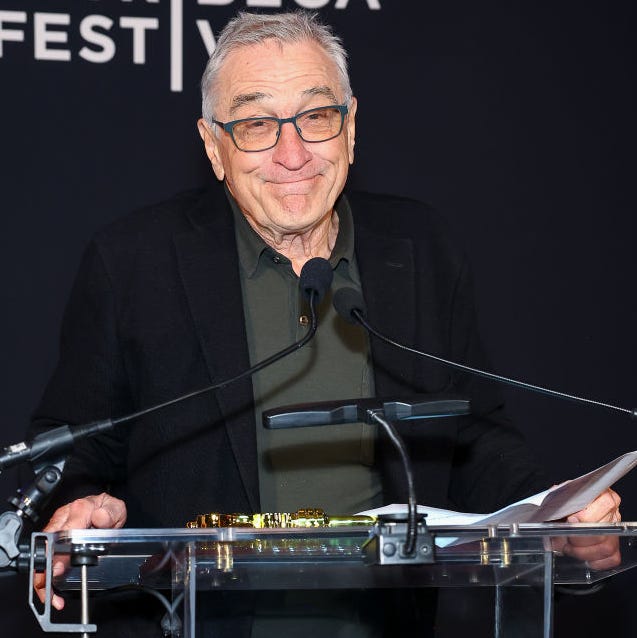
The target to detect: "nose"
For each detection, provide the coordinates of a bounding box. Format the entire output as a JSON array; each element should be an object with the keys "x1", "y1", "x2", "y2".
[{"x1": 271, "y1": 121, "x2": 312, "y2": 170}]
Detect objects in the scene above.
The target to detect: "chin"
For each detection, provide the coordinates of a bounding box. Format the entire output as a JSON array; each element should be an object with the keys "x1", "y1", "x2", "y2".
[{"x1": 274, "y1": 194, "x2": 323, "y2": 220}]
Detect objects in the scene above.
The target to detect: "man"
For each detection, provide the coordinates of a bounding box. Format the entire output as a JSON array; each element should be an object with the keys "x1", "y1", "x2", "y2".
[{"x1": 33, "y1": 10, "x2": 620, "y2": 636}]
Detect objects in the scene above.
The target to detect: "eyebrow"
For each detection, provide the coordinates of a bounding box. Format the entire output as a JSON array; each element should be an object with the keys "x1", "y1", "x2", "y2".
[
  {"x1": 228, "y1": 85, "x2": 340, "y2": 117},
  {"x1": 229, "y1": 92, "x2": 271, "y2": 116},
  {"x1": 302, "y1": 85, "x2": 339, "y2": 103}
]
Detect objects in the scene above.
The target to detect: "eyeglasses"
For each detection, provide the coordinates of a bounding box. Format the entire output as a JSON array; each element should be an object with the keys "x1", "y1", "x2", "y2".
[{"x1": 211, "y1": 104, "x2": 349, "y2": 152}]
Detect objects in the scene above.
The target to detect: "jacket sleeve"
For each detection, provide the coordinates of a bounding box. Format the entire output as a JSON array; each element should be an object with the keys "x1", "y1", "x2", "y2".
[{"x1": 28, "y1": 239, "x2": 132, "y2": 514}]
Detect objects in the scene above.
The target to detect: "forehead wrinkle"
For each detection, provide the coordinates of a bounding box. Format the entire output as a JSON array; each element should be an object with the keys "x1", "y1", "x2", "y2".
[{"x1": 225, "y1": 84, "x2": 341, "y2": 120}]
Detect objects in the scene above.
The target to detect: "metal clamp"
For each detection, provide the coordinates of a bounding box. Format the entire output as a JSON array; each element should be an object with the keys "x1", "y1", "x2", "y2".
[
  {"x1": 28, "y1": 532, "x2": 98, "y2": 634},
  {"x1": 363, "y1": 518, "x2": 435, "y2": 565}
]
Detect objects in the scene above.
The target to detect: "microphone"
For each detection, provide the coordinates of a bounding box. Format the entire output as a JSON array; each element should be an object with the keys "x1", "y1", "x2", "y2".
[
  {"x1": 333, "y1": 287, "x2": 637, "y2": 420},
  {"x1": 333, "y1": 287, "x2": 367, "y2": 325},
  {"x1": 0, "y1": 258, "x2": 334, "y2": 473},
  {"x1": 299, "y1": 256, "x2": 333, "y2": 304}
]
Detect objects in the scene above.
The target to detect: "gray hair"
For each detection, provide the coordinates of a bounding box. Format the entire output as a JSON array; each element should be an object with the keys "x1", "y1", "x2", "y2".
[{"x1": 201, "y1": 11, "x2": 352, "y2": 123}]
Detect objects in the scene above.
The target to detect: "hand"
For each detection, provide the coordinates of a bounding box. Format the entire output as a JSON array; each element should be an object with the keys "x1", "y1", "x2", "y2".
[
  {"x1": 559, "y1": 488, "x2": 621, "y2": 571},
  {"x1": 34, "y1": 493, "x2": 127, "y2": 610}
]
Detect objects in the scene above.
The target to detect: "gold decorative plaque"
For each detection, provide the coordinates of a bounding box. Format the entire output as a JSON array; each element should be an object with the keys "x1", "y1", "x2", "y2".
[{"x1": 186, "y1": 508, "x2": 375, "y2": 529}]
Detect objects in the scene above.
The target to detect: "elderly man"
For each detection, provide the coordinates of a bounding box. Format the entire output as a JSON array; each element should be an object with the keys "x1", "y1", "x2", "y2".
[{"x1": 33, "y1": 10, "x2": 620, "y2": 637}]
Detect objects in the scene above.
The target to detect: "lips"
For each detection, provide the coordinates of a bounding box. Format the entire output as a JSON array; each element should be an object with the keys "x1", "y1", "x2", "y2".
[
  {"x1": 265, "y1": 173, "x2": 320, "y2": 185},
  {"x1": 265, "y1": 174, "x2": 320, "y2": 195}
]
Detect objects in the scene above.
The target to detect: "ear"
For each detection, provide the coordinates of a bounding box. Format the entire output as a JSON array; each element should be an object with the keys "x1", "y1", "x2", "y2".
[
  {"x1": 346, "y1": 97, "x2": 357, "y2": 165},
  {"x1": 197, "y1": 118, "x2": 225, "y2": 181}
]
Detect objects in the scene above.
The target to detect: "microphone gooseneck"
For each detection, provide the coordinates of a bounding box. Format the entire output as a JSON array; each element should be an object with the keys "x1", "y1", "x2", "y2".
[{"x1": 332, "y1": 287, "x2": 637, "y2": 420}]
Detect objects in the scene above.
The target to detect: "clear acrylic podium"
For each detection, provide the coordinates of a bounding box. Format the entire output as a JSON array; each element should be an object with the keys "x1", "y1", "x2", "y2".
[{"x1": 29, "y1": 521, "x2": 637, "y2": 637}]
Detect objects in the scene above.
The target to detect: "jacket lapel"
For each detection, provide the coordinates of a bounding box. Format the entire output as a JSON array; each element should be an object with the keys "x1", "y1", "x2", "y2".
[
  {"x1": 173, "y1": 187, "x2": 260, "y2": 511},
  {"x1": 354, "y1": 223, "x2": 419, "y2": 396},
  {"x1": 354, "y1": 210, "x2": 456, "y2": 507}
]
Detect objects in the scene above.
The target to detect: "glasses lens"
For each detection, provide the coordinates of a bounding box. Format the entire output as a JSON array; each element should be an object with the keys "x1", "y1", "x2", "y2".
[
  {"x1": 297, "y1": 106, "x2": 344, "y2": 142},
  {"x1": 232, "y1": 118, "x2": 279, "y2": 151}
]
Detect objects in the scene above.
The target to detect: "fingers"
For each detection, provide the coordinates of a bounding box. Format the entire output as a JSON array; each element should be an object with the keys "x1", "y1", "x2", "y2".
[
  {"x1": 42, "y1": 494, "x2": 127, "y2": 533},
  {"x1": 567, "y1": 488, "x2": 621, "y2": 524},
  {"x1": 86, "y1": 493, "x2": 127, "y2": 529},
  {"x1": 557, "y1": 488, "x2": 622, "y2": 571},
  {"x1": 34, "y1": 560, "x2": 67, "y2": 610},
  {"x1": 562, "y1": 534, "x2": 622, "y2": 571},
  {"x1": 34, "y1": 494, "x2": 127, "y2": 612}
]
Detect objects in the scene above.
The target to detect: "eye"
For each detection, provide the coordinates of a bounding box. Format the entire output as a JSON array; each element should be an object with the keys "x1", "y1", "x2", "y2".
[
  {"x1": 247, "y1": 119, "x2": 269, "y2": 129},
  {"x1": 304, "y1": 109, "x2": 330, "y2": 123},
  {"x1": 234, "y1": 118, "x2": 277, "y2": 139}
]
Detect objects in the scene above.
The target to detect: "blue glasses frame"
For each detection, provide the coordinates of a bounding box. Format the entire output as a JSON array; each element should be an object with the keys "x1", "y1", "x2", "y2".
[{"x1": 211, "y1": 104, "x2": 349, "y2": 152}]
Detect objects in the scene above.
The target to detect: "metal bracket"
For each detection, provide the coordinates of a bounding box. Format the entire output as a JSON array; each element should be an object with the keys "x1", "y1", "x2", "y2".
[
  {"x1": 28, "y1": 532, "x2": 98, "y2": 634},
  {"x1": 363, "y1": 519, "x2": 435, "y2": 565}
]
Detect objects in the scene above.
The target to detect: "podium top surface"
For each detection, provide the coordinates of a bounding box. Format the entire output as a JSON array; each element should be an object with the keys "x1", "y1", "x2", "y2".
[
  {"x1": 53, "y1": 520, "x2": 637, "y2": 545},
  {"x1": 39, "y1": 522, "x2": 637, "y2": 591}
]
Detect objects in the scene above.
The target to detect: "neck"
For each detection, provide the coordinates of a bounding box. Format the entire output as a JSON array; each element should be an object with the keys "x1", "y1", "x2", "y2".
[{"x1": 245, "y1": 210, "x2": 339, "y2": 276}]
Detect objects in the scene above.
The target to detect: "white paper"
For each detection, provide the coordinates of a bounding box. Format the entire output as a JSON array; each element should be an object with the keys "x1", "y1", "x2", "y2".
[{"x1": 357, "y1": 450, "x2": 637, "y2": 529}]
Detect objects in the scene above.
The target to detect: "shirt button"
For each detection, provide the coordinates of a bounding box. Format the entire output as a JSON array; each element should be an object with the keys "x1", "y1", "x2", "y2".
[
  {"x1": 272, "y1": 255, "x2": 282, "y2": 264},
  {"x1": 299, "y1": 315, "x2": 309, "y2": 326}
]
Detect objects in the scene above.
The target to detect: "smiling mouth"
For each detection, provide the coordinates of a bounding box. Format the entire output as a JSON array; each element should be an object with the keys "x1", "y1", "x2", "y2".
[
  {"x1": 264, "y1": 175, "x2": 322, "y2": 197},
  {"x1": 267, "y1": 175, "x2": 319, "y2": 185}
]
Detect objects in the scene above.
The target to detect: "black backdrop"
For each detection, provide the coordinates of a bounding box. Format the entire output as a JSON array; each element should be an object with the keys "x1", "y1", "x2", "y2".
[{"x1": 1, "y1": 1, "x2": 635, "y2": 635}]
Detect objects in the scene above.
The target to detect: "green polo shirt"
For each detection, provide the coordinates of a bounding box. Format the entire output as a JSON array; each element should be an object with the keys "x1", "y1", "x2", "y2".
[
  {"x1": 230, "y1": 191, "x2": 383, "y2": 516},
  {"x1": 229, "y1": 192, "x2": 384, "y2": 638}
]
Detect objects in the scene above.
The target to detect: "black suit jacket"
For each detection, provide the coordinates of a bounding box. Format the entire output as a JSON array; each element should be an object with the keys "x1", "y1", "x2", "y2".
[{"x1": 31, "y1": 182, "x2": 546, "y2": 527}]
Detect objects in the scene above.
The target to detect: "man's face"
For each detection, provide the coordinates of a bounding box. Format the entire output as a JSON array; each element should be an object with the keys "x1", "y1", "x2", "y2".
[{"x1": 198, "y1": 39, "x2": 356, "y2": 240}]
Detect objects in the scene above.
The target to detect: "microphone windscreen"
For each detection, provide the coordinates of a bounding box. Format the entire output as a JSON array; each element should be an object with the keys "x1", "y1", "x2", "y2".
[
  {"x1": 333, "y1": 287, "x2": 366, "y2": 324},
  {"x1": 299, "y1": 257, "x2": 333, "y2": 304}
]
